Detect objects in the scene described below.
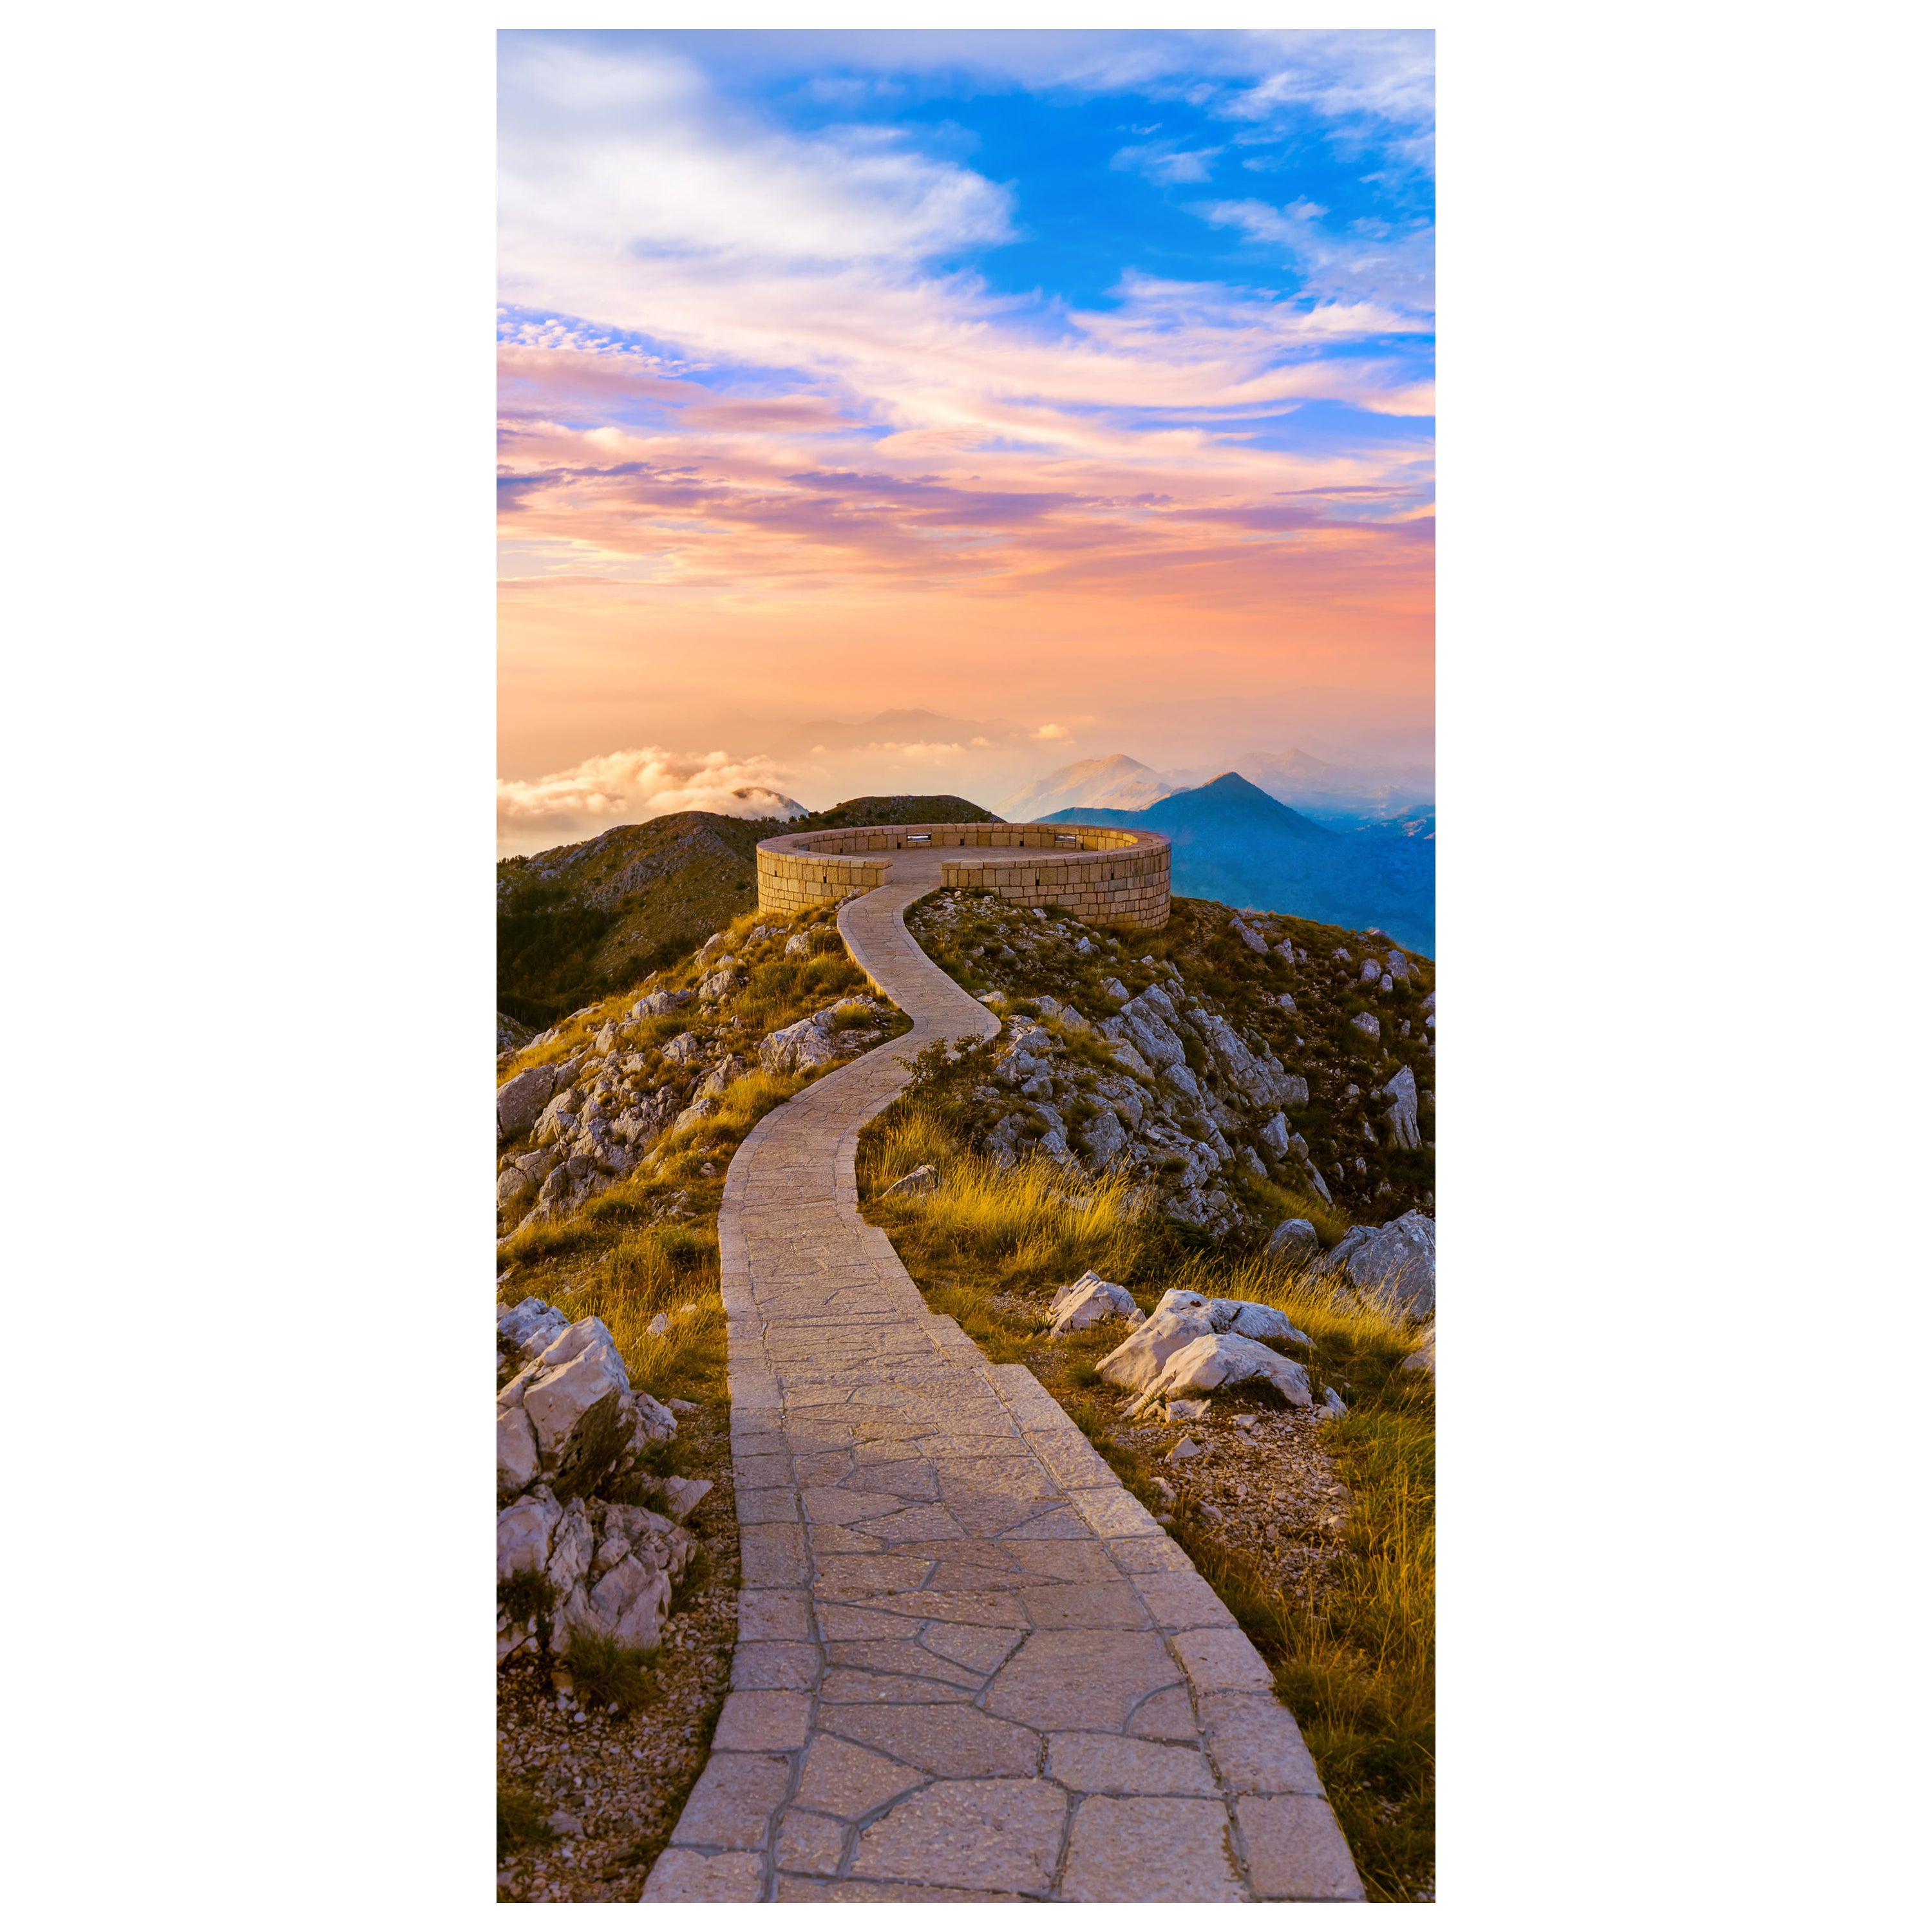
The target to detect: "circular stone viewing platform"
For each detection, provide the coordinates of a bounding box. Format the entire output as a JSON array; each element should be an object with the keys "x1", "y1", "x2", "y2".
[{"x1": 755, "y1": 822, "x2": 1171, "y2": 929}]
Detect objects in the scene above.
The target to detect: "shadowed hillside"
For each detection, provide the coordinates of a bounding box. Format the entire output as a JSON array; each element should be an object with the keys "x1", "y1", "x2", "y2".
[{"x1": 498, "y1": 794, "x2": 1003, "y2": 1028}]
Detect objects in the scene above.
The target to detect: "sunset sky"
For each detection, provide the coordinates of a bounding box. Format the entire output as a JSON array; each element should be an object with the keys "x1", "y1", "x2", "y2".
[{"x1": 498, "y1": 28, "x2": 1434, "y2": 851}]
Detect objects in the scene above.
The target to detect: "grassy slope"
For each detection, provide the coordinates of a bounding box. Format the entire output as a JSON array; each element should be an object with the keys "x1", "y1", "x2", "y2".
[{"x1": 498, "y1": 795, "x2": 1001, "y2": 1028}]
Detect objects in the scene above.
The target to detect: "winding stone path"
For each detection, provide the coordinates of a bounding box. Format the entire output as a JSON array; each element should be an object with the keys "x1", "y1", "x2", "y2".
[{"x1": 643, "y1": 858, "x2": 1364, "y2": 1902}]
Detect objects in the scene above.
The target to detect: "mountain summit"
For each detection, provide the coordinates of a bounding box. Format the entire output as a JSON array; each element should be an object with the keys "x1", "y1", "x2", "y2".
[
  {"x1": 998, "y1": 753, "x2": 1177, "y2": 819},
  {"x1": 1045, "y1": 771, "x2": 1433, "y2": 951}
]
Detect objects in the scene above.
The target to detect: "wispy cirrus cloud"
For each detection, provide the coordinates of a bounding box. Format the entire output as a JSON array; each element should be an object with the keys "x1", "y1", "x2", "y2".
[
  {"x1": 1199, "y1": 198, "x2": 1435, "y2": 315},
  {"x1": 1111, "y1": 139, "x2": 1225, "y2": 185}
]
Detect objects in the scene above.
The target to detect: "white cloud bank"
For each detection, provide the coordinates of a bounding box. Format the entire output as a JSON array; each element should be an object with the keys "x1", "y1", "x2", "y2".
[{"x1": 497, "y1": 747, "x2": 806, "y2": 850}]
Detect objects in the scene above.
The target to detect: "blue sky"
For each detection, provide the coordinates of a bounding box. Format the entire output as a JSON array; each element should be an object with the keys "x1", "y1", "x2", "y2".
[{"x1": 497, "y1": 29, "x2": 1434, "y2": 842}]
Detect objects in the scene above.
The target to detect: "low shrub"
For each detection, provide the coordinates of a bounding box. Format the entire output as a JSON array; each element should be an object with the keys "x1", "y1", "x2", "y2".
[{"x1": 563, "y1": 1628, "x2": 659, "y2": 1716}]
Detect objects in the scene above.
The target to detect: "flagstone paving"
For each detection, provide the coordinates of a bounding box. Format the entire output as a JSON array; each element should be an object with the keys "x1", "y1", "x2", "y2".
[{"x1": 643, "y1": 855, "x2": 1364, "y2": 1902}]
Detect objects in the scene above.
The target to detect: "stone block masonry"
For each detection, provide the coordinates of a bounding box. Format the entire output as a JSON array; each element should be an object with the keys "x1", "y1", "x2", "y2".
[
  {"x1": 643, "y1": 867, "x2": 1361, "y2": 1902},
  {"x1": 757, "y1": 822, "x2": 1171, "y2": 930}
]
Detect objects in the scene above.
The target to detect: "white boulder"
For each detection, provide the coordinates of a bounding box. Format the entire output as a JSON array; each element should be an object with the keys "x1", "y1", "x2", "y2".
[
  {"x1": 1095, "y1": 1303, "x2": 1213, "y2": 1389},
  {"x1": 497, "y1": 1058, "x2": 580, "y2": 1143},
  {"x1": 497, "y1": 1306, "x2": 677, "y2": 1501},
  {"x1": 630, "y1": 988, "x2": 694, "y2": 1019},
  {"x1": 1129, "y1": 1332, "x2": 1312, "y2": 1411},
  {"x1": 1350, "y1": 1012, "x2": 1381, "y2": 1042},
  {"x1": 498, "y1": 1296, "x2": 571, "y2": 1356},
  {"x1": 496, "y1": 1488, "x2": 696, "y2": 1665},
  {"x1": 1047, "y1": 1270, "x2": 1142, "y2": 1337},
  {"x1": 1383, "y1": 1065, "x2": 1421, "y2": 1150},
  {"x1": 879, "y1": 1164, "x2": 942, "y2": 1200},
  {"x1": 1265, "y1": 1218, "x2": 1320, "y2": 1265},
  {"x1": 1150, "y1": 1286, "x2": 1311, "y2": 1347},
  {"x1": 1321, "y1": 1211, "x2": 1436, "y2": 1316},
  {"x1": 759, "y1": 1014, "x2": 840, "y2": 1075}
]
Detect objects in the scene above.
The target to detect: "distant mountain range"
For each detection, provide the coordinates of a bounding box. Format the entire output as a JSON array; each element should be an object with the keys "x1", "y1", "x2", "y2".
[
  {"x1": 999, "y1": 746, "x2": 1432, "y2": 828},
  {"x1": 1044, "y1": 771, "x2": 1434, "y2": 954}
]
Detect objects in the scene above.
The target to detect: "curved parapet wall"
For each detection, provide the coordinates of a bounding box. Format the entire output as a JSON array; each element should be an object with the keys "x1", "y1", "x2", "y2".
[{"x1": 757, "y1": 821, "x2": 1171, "y2": 927}]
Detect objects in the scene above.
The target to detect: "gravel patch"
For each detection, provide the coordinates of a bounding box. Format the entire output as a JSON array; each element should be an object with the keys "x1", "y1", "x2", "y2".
[
  {"x1": 1114, "y1": 1397, "x2": 1352, "y2": 1595},
  {"x1": 496, "y1": 1402, "x2": 740, "y2": 1903}
]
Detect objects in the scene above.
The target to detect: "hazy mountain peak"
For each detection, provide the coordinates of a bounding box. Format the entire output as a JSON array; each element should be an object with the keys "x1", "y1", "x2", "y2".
[{"x1": 998, "y1": 752, "x2": 1177, "y2": 819}]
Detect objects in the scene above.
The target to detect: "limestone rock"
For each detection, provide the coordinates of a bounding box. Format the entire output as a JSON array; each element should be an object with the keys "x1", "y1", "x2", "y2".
[
  {"x1": 1401, "y1": 1327, "x2": 1436, "y2": 1376},
  {"x1": 630, "y1": 988, "x2": 694, "y2": 1019},
  {"x1": 697, "y1": 967, "x2": 739, "y2": 1004},
  {"x1": 497, "y1": 1057, "x2": 581, "y2": 1143},
  {"x1": 1265, "y1": 1218, "x2": 1320, "y2": 1266},
  {"x1": 497, "y1": 1404, "x2": 541, "y2": 1499},
  {"x1": 784, "y1": 931, "x2": 811, "y2": 956},
  {"x1": 1095, "y1": 1304, "x2": 1214, "y2": 1390},
  {"x1": 1350, "y1": 1012, "x2": 1381, "y2": 1042},
  {"x1": 1048, "y1": 1271, "x2": 1142, "y2": 1338},
  {"x1": 879, "y1": 1164, "x2": 942, "y2": 1200},
  {"x1": 497, "y1": 1307, "x2": 677, "y2": 1505},
  {"x1": 1190, "y1": 1010, "x2": 1302, "y2": 1109},
  {"x1": 1133, "y1": 1332, "x2": 1313, "y2": 1410},
  {"x1": 1321, "y1": 1211, "x2": 1436, "y2": 1316},
  {"x1": 499, "y1": 1296, "x2": 572, "y2": 1358},
  {"x1": 759, "y1": 1014, "x2": 840, "y2": 1075},
  {"x1": 699, "y1": 1055, "x2": 748, "y2": 1099},
  {"x1": 1229, "y1": 916, "x2": 1269, "y2": 955},
  {"x1": 1383, "y1": 1065, "x2": 1421, "y2": 1150},
  {"x1": 497, "y1": 1487, "x2": 696, "y2": 1664},
  {"x1": 1359, "y1": 960, "x2": 1381, "y2": 985},
  {"x1": 662, "y1": 1032, "x2": 704, "y2": 1066},
  {"x1": 497, "y1": 1148, "x2": 562, "y2": 1214},
  {"x1": 1076, "y1": 1107, "x2": 1129, "y2": 1169},
  {"x1": 497, "y1": 1485, "x2": 561, "y2": 1582},
  {"x1": 659, "y1": 1476, "x2": 713, "y2": 1522},
  {"x1": 1150, "y1": 1287, "x2": 1311, "y2": 1347}
]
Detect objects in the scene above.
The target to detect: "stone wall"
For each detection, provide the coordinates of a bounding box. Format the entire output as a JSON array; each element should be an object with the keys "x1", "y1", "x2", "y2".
[{"x1": 756, "y1": 822, "x2": 1171, "y2": 929}]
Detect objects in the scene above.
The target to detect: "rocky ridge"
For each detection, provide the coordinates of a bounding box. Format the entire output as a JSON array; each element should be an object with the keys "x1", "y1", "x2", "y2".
[
  {"x1": 496, "y1": 904, "x2": 907, "y2": 1234},
  {"x1": 904, "y1": 889, "x2": 1434, "y2": 1240}
]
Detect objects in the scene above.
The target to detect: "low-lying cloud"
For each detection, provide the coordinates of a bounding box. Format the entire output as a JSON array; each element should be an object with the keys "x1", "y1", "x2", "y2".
[{"x1": 497, "y1": 747, "x2": 806, "y2": 849}]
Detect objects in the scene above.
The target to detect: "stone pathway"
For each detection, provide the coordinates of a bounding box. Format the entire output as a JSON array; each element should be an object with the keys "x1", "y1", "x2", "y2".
[{"x1": 644, "y1": 858, "x2": 1364, "y2": 1902}]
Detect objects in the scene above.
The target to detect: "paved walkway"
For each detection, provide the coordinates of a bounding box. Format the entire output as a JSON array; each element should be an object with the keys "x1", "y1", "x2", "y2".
[{"x1": 644, "y1": 859, "x2": 1364, "y2": 1902}]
